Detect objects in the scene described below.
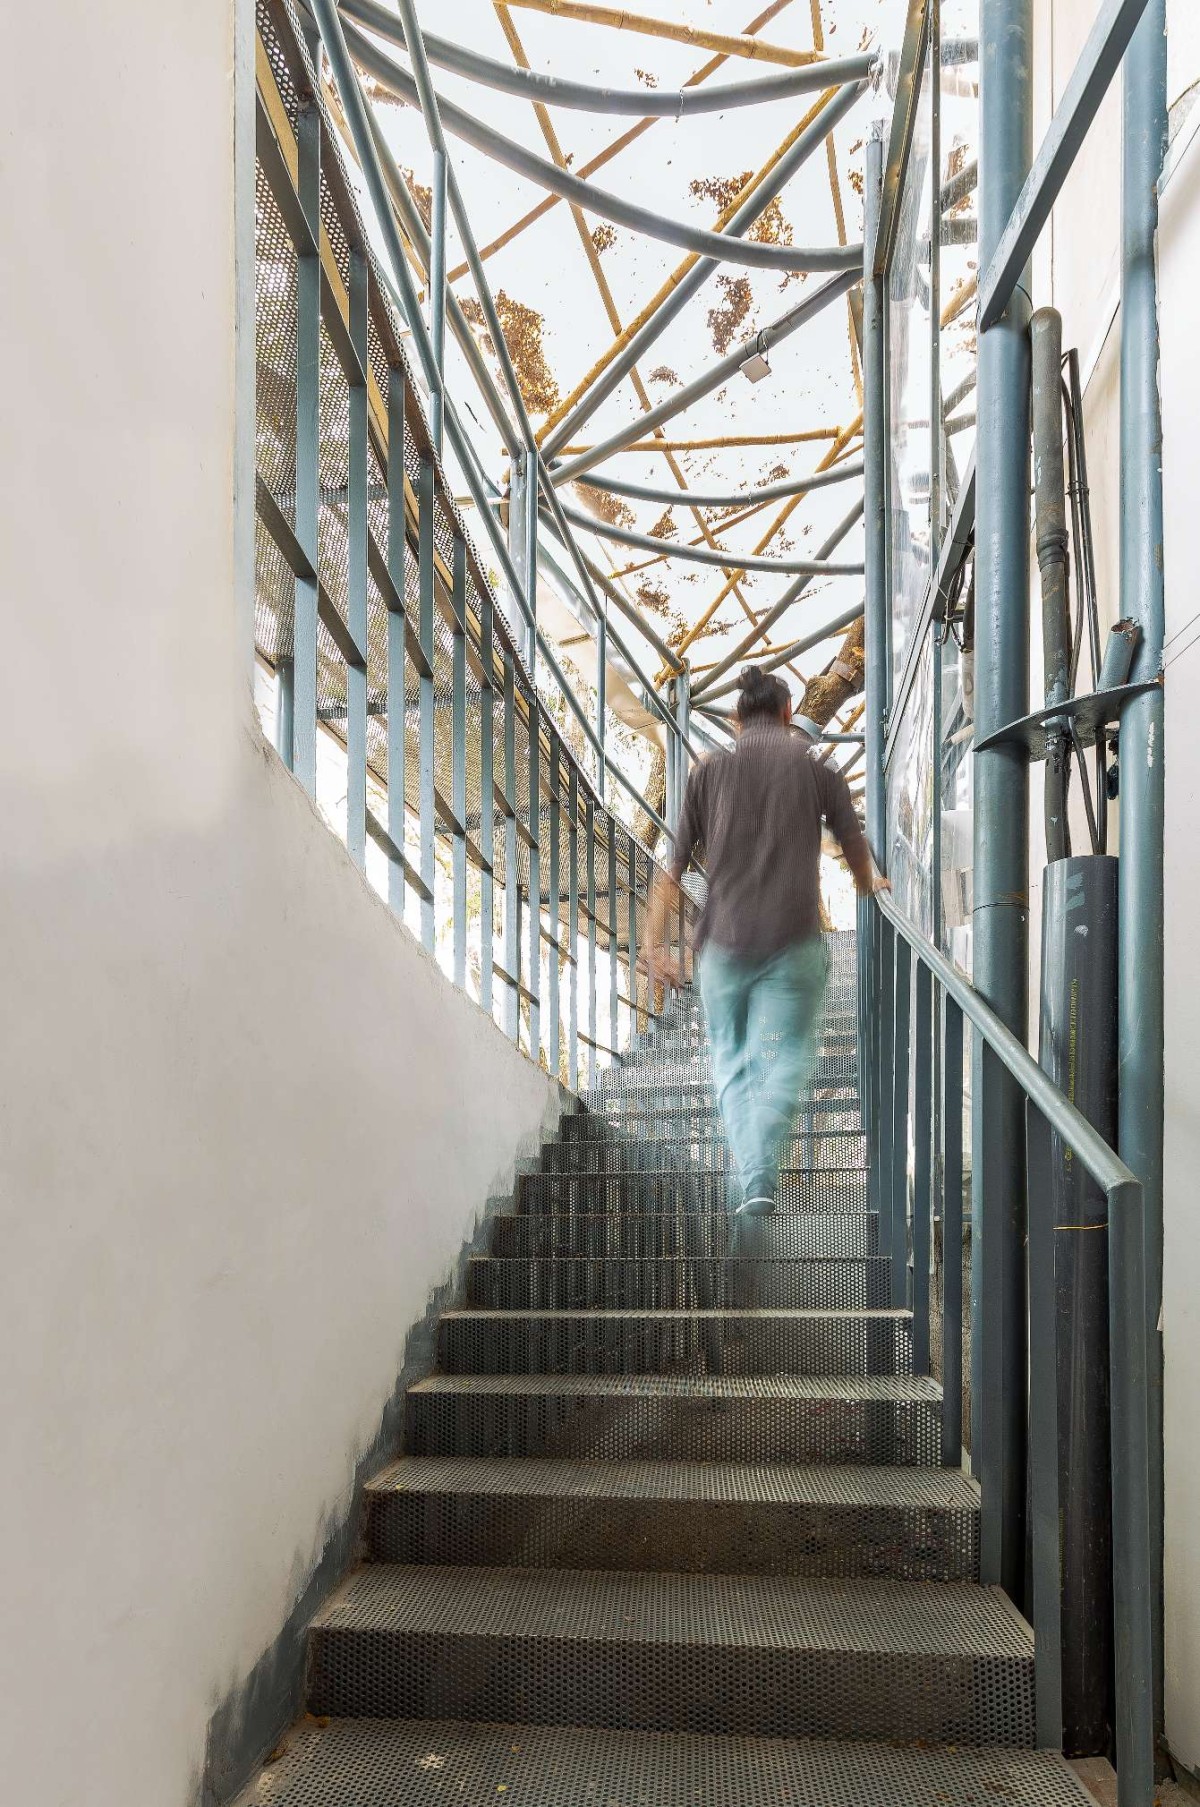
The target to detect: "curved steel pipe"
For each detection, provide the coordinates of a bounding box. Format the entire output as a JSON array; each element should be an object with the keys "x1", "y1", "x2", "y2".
[
  {"x1": 575, "y1": 458, "x2": 863, "y2": 512},
  {"x1": 558, "y1": 497, "x2": 864, "y2": 577},
  {"x1": 342, "y1": 19, "x2": 861, "y2": 274},
  {"x1": 341, "y1": 0, "x2": 876, "y2": 115}
]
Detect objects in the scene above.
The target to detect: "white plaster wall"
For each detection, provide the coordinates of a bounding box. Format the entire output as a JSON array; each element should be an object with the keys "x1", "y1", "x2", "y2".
[{"x1": 0, "y1": 6, "x2": 563, "y2": 1807}]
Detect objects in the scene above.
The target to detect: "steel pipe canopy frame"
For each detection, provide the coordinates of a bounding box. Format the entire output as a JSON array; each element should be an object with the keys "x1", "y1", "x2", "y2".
[
  {"x1": 341, "y1": 21, "x2": 859, "y2": 275},
  {"x1": 972, "y1": 0, "x2": 1032, "y2": 1605},
  {"x1": 1118, "y1": 0, "x2": 1167, "y2": 1769},
  {"x1": 557, "y1": 498, "x2": 864, "y2": 578},
  {"x1": 339, "y1": 0, "x2": 877, "y2": 114},
  {"x1": 575, "y1": 458, "x2": 864, "y2": 513}
]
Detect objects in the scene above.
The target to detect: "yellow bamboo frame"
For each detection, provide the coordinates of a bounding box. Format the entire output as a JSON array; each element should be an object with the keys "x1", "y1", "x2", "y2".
[{"x1": 504, "y1": 0, "x2": 822, "y2": 68}]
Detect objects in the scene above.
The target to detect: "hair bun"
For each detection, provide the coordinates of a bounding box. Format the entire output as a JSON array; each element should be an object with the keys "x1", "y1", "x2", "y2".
[{"x1": 734, "y1": 663, "x2": 790, "y2": 725}]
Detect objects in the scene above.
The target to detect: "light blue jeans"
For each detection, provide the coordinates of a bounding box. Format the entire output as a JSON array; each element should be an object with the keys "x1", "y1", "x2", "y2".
[{"x1": 698, "y1": 937, "x2": 830, "y2": 1207}]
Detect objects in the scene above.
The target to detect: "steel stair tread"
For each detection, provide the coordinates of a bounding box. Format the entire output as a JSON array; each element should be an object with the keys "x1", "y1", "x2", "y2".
[
  {"x1": 440, "y1": 1306, "x2": 910, "y2": 1324},
  {"x1": 312, "y1": 1563, "x2": 1030, "y2": 1659},
  {"x1": 413, "y1": 1371, "x2": 933, "y2": 1401},
  {"x1": 368, "y1": 1455, "x2": 979, "y2": 1512},
  {"x1": 235, "y1": 1716, "x2": 1095, "y2": 1807}
]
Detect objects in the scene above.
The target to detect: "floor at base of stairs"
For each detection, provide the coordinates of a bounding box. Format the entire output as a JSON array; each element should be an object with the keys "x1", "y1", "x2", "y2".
[{"x1": 239, "y1": 1715, "x2": 1100, "y2": 1806}]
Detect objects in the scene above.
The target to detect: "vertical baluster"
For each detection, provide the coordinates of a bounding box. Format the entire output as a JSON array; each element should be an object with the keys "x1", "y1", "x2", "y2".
[
  {"x1": 628, "y1": 843, "x2": 641, "y2": 1041},
  {"x1": 386, "y1": 365, "x2": 406, "y2": 916},
  {"x1": 417, "y1": 457, "x2": 436, "y2": 951},
  {"x1": 450, "y1": 536, "x2": 467, "y2": 988},
  {"x1": 503, "y1": 655, "x2": 519, "y2": 1043},
  {"x1": 292, "y1": 100, "x2": 320, "y2": 792},
  {"x1": 586, "y1": 796, "x2": 598, "y2": 1090},
  {"x1": 941, "y1": 991, "x2": 964, "y2": 1468},
  {"x1": 547, "y1": 736, "x2": 561, "y2": 1079},
  {"x1": 890, "y1": 935, "x2": 912, "y2": 1309},
  {"x1": 345, "y1": 252, "x2": 369, "y2": 867},
  {"x1": 478, "y1": 582, "x2": 495, "y2": 1015},
  {"x1": 568, "y1": 764, "x2": 581, "y2": 1093},
  {"x1": 912, "y1": 961, "x2": 934, "y2": 1374},
  {"x1": 528, "y1": 703, "x2": 541, "y2": 1065},
  {"x1": 1027, "y1": 1103, "x2": 1064, "y2": 1750}
]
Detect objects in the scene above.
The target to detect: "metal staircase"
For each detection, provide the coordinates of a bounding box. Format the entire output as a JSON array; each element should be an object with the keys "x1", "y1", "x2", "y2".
[{"x1": 240, "y1": 931, "x2": 1097, "y2": 1806}]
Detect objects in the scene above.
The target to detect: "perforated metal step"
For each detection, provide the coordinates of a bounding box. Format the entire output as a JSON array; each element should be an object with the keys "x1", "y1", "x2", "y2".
[
  {"x1": 437, "y1": 1306, "x2": 913, "y2": 1377},
  {"x1": 492, "y1": 1211, "x2": 879, "y2": 1260},
  {"x1": 236, "y1": 1715, "x2": 1095, "y2": 1807},
  {"x1": 524, "y1": 1172, "x2": 869, "y2": 1212},
  {"x1": 307, "y1": 1564, "x2": 1035, "y2": 1745},
  {"x1": 365, "y1": 1456, "x2": 980, "y2": 1581},
  {"x1": 408, "y1": 1370, "x2": 941, "y2": 1462},
  {"x1": 467, "y1": 1254, "x2": 891, "y2": 1310},
  {"x1": 538, "y1": 1142, "x2": 866, "y2": 1179}
]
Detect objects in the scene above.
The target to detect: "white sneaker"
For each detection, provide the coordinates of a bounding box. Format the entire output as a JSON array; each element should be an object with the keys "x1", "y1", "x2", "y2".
[{"x1": 735, "y1": 1195, "x2": 776, "y2": 1218}]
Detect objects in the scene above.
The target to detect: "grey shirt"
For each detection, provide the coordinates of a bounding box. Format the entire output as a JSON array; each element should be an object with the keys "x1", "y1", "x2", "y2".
[{"x1": 672, "y1": 721, "x2": 869, "y2": 958}]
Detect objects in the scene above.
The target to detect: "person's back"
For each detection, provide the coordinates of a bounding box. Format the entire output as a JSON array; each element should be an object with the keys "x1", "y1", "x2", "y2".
[{"x1": 649, "y1": 665, "x2": 883, "y2": 1221}]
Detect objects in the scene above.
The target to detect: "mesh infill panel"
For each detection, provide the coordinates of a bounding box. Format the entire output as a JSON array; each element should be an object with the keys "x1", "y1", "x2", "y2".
[
  {"x1": 491, "y1": 1213, "x2": 879, "y2": 1260},
  {"x1": 307, "y1": 1566, "x2": 1034, "y2": 1746},
  {"x1": 436, "y1": 1308, "x2": 912, "y2": 1379},
  {"x1": 365, "y1": 1457, "x2": 980, "y2": 1583},
  {"x1": 466, "y1": 1256, "x2": 891, "y2": 1312},
  {"x1": 237, "y1": 1717, "x2": 1095, "y2": 1807}
]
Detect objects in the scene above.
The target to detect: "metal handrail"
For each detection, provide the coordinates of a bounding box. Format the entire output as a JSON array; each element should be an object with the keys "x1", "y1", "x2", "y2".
[{"x1": 869, "y1": 888, "x2": 1154, "y2": 1807}]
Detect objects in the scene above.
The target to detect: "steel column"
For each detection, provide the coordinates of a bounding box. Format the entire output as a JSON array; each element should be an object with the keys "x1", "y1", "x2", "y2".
[
  {"x1": 417, "y1": 457, "x2": 437, "y2": 951},
  {"x1": 973, "y1": 0, "x2": 1032, "y2": 1600},
  {"x1": 876, "y1": 919, "x2": 896, "y2": 1265},
  {"x1": 547, "y1": 736, "x2": 562, "y2": 1079},
  {"x1": 941, "y1": 991, "x2": 964, "y2": 1467},
  {"x1": 430, "y1": 150, "x2": 447, "y2": 453},
  {"x1": 1118, "y1": 0, "x2": 1167, "y2": 1763},
  {"x1": 912, "y1": 961, "x2": 933, "y2": 1374},
  {"x1": 293, "y1": 100, "x2": 321, "y2": 795},
  {"x1": 586, "y1": 796, "x2": 598, "y2": 1089},
  {"x1": 479, "y1": 583, "x2": 495, "y2": 1014},
  {"x1": 568, "y1": 764, "x2": 581, "y2": 1092},
  {"x1": 891, "y1": 936, "x2": 912, "y2": 1309},
  {"x1": 346, "y1": 252, "x2": 369, "y2": 869},
  {"x1": 503, "y1": 656, "x2": 520, "y2": 1041},
  {"x1": 528, "y1": 703, "x2": 542, "y2": 1064},
  {"x1": 386, "y1": 366, "x2": 407, "y2": 915},
  {"x1": 608, "y1": 814, "x2": 619, "y2": 1060},
  {"x1": 862, "y1": 123, "x2": 887, "y2": 866},
  {"x1": 1027, "y1": 1105, "x2": 1065, "y2": 1752},
  {"x1": 451, "y1": 536, "x2": 468, "y2": 988}
]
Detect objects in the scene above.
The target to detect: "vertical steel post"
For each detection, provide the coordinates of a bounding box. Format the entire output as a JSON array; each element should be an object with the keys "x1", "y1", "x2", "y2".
[
  {"x1": 586, "y1": 797, "x2": 598, "y2": 1089},
  {"x1": 890, "y1": 936, "x2": 912, "y2": 1309},
  {"x1": 509, "y1": 448, "x2": 538, "y2": 673},
  {"x1": 973, "y1": 0, "x2": 1032, "y2": 1599},
  {"x1": 548, "y1": 736, "x2": 562, "y2": 1078},
  {"x1": 596, "y1": 606, "x2": 607, "y2": 799},
  {"x1": 479, "y1": 583, "x2": 495, "y2": 1015},
  {"x1": 293, "y1": 100, "x2": 321, "y2": 796},
  {"x1": 503, "y1": 655, "x2": 519, "y2": 1041},
  {"x1": 862, "y1": 123, "x2": 887, "y2": 867},
  {"x1": 876, "y1": 918, "x2": 896, "y2": 1265},
  {"x1": 451, "y1": 536, "x2": 468, "y2": 988},
  {"x1": 429, "y1": 150, "x2": 447, "y2": 454},
  {"x1": 386, "y1": 365, "x2": 407, "y2": 915},
  {"x1": 568, "y1": 765, "x2": 581, "y2": 1092},
  {"x1": 1027, "y1": 1104, "x2": 1065, "y2": 1751},
  {"x1": 417, "y1": 457, "x2": 437, "y2": 951},
  {"x1": 912, "y1": 961, "x2": 933, "y2": 1375},
  {"x1": 276, "y1": 659, "x2": 295, "y2": 770},
  {"x1": 628, "y1": 843, "x2": 641, "y2": 1040},
  {"x1": 941, "y1": 991, "x2": 964, "y2": 1467},
  {"x1": 346, "y1": 252, "x2": 369, "y2": 869},
  {"x1": 608, "y1": 813, "x2": 619, "y2": 1059},
  {"x1": 528, "y1": 708, "x2": 542, "y2": 1064},
  {"x1": 524, "y1": 445, "x2": 539, "y2": 687},
  {"x1": 1119, "y1": 0, "x2": 1167, "y2": 1748}
]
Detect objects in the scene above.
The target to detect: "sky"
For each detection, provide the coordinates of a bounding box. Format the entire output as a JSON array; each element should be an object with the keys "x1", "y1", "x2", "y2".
[{"x1": 340, "y1": 0, "x2": 978, "y2": 756}]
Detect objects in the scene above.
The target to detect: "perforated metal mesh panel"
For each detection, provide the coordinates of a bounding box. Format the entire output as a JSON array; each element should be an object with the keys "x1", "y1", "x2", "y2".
[
  {"x1": 365, "y1": 1457, "x2": 980, "y2": 1582},
  {"x1": 466, "y1": 1255, "x2": 892, "y2": 1311},
  {"x1": 436, "y1": 1307, "x2": 913, "y2": 1378},
  {"x1": 307, "y1": 1566, "x2": 1034, "y2": 1745},
  {"x1": 237, "y1": 1717, "x2": 1096, "y2": 1807},
  {"x1": 491, "y1": 1212, "x2": 879, "y2": 1260}
]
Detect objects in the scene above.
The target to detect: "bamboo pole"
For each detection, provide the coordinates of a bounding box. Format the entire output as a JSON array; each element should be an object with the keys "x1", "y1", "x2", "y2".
[
  {"x1": 491, "y1": 0, "x2": 762, "y2": 624},
  {"x1": 445, "y1": 0, "x2": 795, "y2": 282},
  {"x1": 809, "y1": 0, "x2": 862, "y2": 403},
  {"x1": 557, "y1": 428, "x2": 843, "y2": 454},
  {"x1": 535, "y1": 80, "x2": 847, "y2": 446},
  {"x1": 661, "y1": 412, "x2": 863, "y2": 674},
  {"x1": 505, "y1": 0, "x2": 822, "y2": 68}
]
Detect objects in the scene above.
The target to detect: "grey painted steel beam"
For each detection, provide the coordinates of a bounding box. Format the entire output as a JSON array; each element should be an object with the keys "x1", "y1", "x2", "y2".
[
  {"x1": 557, "y1": 498, "x2": 863, "y2": 577},
  {"x1": 549, "y1": 264, "x2": 862, "y2": 486},
  {"x1": 341, "y1": 20, "x2": 859, "y2": 275},
  {"x1": 339, "y1": 0, "x2": 876, "y2": 115},
  {"x1": 875, "y1": 0, "x2": 930, "y2": 279},
  {"x1": 977, "y1": 0, "x2": 1154, "y2": 330},
  {"x1": 575, "y1": 458, "x2": 863, "y2": 513},
  {"x1": 973, "y1": 0, "x2": 1032, "y2": 1606},
  {"x1": 862, "y1": 125, "x2": 887, "y2": 865},
  {"x1": 1118, "y1": 0, "x2": 1167, "y2": 1788}
]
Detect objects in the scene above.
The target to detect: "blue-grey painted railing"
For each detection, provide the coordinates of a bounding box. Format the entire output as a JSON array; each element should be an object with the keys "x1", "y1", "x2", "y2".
[
  {"x1": 861, "y1": 888, "x2": 1154, "y2": 1806},
  {"x1": 252, "y1": 0, "x2": 693, "y2": 1082}
]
